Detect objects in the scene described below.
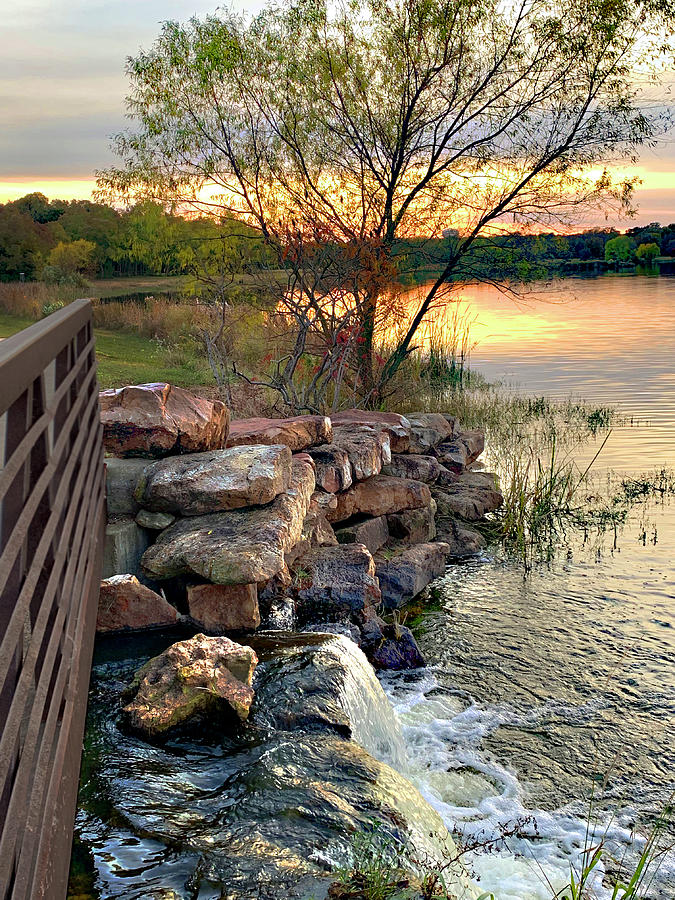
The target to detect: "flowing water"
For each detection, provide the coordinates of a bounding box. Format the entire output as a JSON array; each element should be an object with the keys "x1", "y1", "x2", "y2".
[{"x1": 382, "y1": 274, "x2": 675, "y2": 898}]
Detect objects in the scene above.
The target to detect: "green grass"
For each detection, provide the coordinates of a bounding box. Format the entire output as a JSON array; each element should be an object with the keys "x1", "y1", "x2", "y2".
[{"x1": 0, "y1": 310, "x2": 212, "y2": 389}]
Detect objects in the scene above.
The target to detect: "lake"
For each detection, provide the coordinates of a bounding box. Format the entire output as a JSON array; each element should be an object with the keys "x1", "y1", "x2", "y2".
[{"x1": 383, "y1": 274, "x2": 675, "y2": 898}]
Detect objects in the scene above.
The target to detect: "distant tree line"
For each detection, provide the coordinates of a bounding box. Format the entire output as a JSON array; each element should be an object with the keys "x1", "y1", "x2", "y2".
[{"x1": 0, "y1": 192, "x2": 271, "y2": 283}]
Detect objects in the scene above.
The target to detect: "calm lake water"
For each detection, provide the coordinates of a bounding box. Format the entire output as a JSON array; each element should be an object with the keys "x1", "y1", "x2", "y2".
[{"x1": 383, "y1": 274, "x2": 675, "y2": 898}]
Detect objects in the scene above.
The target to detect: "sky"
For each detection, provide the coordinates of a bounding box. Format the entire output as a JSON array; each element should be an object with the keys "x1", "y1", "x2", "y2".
[{"x1": 1, "y1": 0, "x2": 675, "y2": 228}]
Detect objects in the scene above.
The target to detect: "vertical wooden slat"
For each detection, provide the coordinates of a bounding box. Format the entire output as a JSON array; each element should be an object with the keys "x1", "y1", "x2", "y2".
[{"x1": 0, "y1": 299, "x2": 105, "y2": 900}]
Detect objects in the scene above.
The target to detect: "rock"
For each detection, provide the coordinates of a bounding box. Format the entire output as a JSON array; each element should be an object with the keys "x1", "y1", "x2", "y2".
[
  {"x1": 375, "y1": 542, "x2": 450, "y2": 608},
  {"x1": 331, "y1": 424, "x2": 391, "y2": 481},
  {"x1": 312, "y1": 489, "x2": 337, "y2": 513},
  {"x1": 356, "y1": 606, "x2": 387, "y2": 655},
  {"x1": 285, "y1": 500, "x2": 338, "y2": 568},
  {"x1": 306, "y1": 444, "x2": 353, "y2": 492},
  {"x1": 327, "y1": 475, "x2": 432, "y2": 524},
  {"x1": 141, "y1": 458, "x2": 315, "y2": 584},
  {"x1": 97, "y1": 575, "x2": 179, "y2": 633},
  {"x1": 302, "y1": 623, "x2": 361, "y2": 644},
  {"x1": 135, "y1": 509, "x2": 175, "y2": 530},
  {"x1": 105, "y1": 458, "x2": 149, "y2": 517},
  {"x1": 431, "y1": 472, "x2": 502, "y2": 521},
  {"x1": 334, "y1": 515, "x2": 389, "y2": 554},
  {"x1": 370, "y1": 624, "x2": 426, "y2": 670},
  {"x1": 435, "y1": 464, "x2": 460, "y2": 486},
  {"x1": 187, "y1": 583, "x2": 260, "y2": 632},
  {"x1": 136, "y1": 444, "x2": 292, "y2": 515},
  {"x1": 293, "y1": 544, "x2": 382, "y2": 619},
  {"x1": 382, "y1": 453, "x2": 441, "y2": 484},
  {"x1": 227, "y1": 415, "x2": 332, "y2": 451},
  {"x1": 435, "y1": 519, "x2": 487, "y2": 557},
  {"x1": 103, "y1": 517, "x2": 150, "y2": 579},
  {"x1": 263, "y1": 595, "x2": 296, "y2": 630},
  {"x1": 405, "y1": 412, "x2": 456, "y2": 452},
  {"x1": 330, "y1": 409, "x2": 412, "y2": 453},
  {"x1": 122, "y1": 634, "x2": 257, "y2": 737},
  {"x1": 100, "y1": 382, "x2": 229, "y2": 458},
  {"x1": 387, "y1": 501, "x2": 437, "y2": 543},
  {"x1": 436, "y1": 430, "x2": 485, "y2": 473}
]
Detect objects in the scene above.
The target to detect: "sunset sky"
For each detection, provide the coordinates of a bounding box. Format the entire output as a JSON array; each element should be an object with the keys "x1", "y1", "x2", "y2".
[{"x1": 2, "y1": 0, "x2": 675, "y2": 228}]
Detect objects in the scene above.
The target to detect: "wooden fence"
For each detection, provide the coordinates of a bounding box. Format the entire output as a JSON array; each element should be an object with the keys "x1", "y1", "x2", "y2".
[{"x1": 0, "y1": 299, "x2": 105, "y2": 900}]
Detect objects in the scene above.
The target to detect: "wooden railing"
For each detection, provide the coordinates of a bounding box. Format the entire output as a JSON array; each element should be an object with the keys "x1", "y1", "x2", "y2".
[{"x1": 0, "y1": 299, "x2": 105, "y2": 900}]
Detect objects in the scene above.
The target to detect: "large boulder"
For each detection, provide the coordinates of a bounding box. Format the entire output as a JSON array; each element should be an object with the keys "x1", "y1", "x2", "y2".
[
  {"x1": 100, "y1": 383, "x2": 229, "y2": 458},
  {"x1": 227, "y1": 415, "x2": 332, "y2": 451},
  {"x1": 135, "y1": 444, "x2": 292, "y2": 515},
  {"x1": 436, "y1": 430, "x2": 485, "y2": 473},
  {"x1": 382, "y1": 453, "x2": 441, "y2": 484},
  {"x1": 294, "y1": 543, "x2": 382, "y2": 619},
  {"x1": 187, "y1": 583, "x2": 260, "y2": 632},
  {"x1": 122, "y1": 633, "x2": 257, "y2": 738},
  {"x1": 306, "y1": 443, "x2": 353, "y2": 492},
  {"x1": 431, "y1": 471, "x2": 502, "y2": 521},
  {"x1": 332, "y1": 424, "x2": 391, "y2": 481},
  {"x1": 97, "y1": 575, "x2": 179, "y2": 633},
  {"x1": 335, "y1": 514, "x2": 389, "y2": 554},
  {"x1": 141, "y1": 459, "x2": 315, "y2": 584},
  {"x1": 387, "y1": 501, "x2": 437, "y2": 543},
  {"x1": 327, "y1": 475, "x2": 431, "y2": 524},
  {"x1": 330, "y1": 409, "x2": 412, "y2": 453},
  {"x1": 405, "y1": 412, "x2": 457, "y2": 453},
  {"x1": 376, "y1": 541, "x2": 450, "y2": 608}
]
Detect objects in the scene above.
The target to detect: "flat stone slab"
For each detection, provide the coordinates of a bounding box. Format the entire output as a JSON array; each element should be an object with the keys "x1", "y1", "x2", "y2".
[
  {"x1": 97, "y1": 575, "x2": 179, "y2": 633},
  {"x1": 432, "y1": 472, "x2": 502, "y2": 521},
  {"x1": 141, "y1": 459, "x2": 315, "y2": 584},
  {"x1": 382, "y1": 453, "x2": 441, "y2": 484},
  {"x1": 327, "y1": 475, "x2": 432, "y2": 524},
  {"x1": 227, "y1": 415, "x2": 332, "y2": 451},
  {"x1": 100, "y1": 382, "x2": 229, "y2": 458},
  {"x1": 335, "y1": 515, "x2": 389, "y2": 554},
  {"x1": 136, "y1": 444, "x2": 292, "y2": 515},
  {"x1": 294, "y1": 544, "x2": 382, "y2": 618},
  {"x1": 375, "y1": 542, "x2": 450, "y2": 608},
  {"x1": 122, "y1": 634, "x2": 257, "y2": 737},
  {"x1": 187, "y1": 583, "x2": 260, "y2": 632},
  {"x1": 330, "y1": 410, "x2": 412, "y2": 453},
  {"x1": 332, "y1": 424, "x2": 391, "y2": 481}
]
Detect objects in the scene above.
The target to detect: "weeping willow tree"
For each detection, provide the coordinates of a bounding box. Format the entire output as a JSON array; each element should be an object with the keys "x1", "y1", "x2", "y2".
[{"x1": 98, "y1": 0, "x2": 674, "y2": 409}]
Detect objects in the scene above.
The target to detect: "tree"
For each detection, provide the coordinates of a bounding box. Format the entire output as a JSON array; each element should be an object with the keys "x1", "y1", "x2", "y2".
[
  {"x1": 604, "y1": 235, "x2": 635, "y2": 264},
  {"x1": 43, "y1": 239, "x2": 98, "y2": 283},
  {"x1": 635, "y1": 241, "x2": 660, "y2": 263},
  {"x1": 98, "y1": 0, "x2": 675, "y2": 410}
]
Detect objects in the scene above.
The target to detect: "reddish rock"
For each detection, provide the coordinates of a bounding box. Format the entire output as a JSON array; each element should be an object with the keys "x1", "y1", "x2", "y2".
[
  {"x1": 335, "y1": 515, "x2": 390, "y2": 554},
  {"x1": 435, "y1": 519, "x2": 487, "y2": 557},
  {"x1": 382, "y1": 453, "x2": 441, "y2": 484},
  {"x1": 431, "y1": 472, "x2": 502, "y2": 521},
  {"x1": 227, "y1": 415, "x2": 332, "y2": 451},
  {"x1": 330, "y1": 410, "x2": 412, "y2": 453},
  {"x1": 307, "y1": 444, "x2": 353, "y2": 493},
  {"x1": 97, "y1": 574, "x2": 179, "y2": 632},
  {"x1": 437, "y1": 430, "x2": 485, "y2": 473},
  {"x1": 122, "y1": 634, "x2": 257, "y2": 737},
  {"x1": 294, "y1": 543, "x2": 382, "y2": 618},
  {"x1": 100, "y1": 383, "x2": 229, "y2": 459},
  {"x1": 332, "y1": 424, "x2": 391, "y2": 481},
  {"x1": 405, "y1": 413, "x2": 457, "y2": 453},
  {"x1": 387, "y1": 502, "x2": 437, "y2": 543},
  {"x1": 285, "y1": 500, "x2": 339, "y2": 568},
  {"x1": 375, "y1": 542, "x2": 450, "y2": 608},
  {"x1": 187, "y1": 583, "x2": 260, "y2": 632},
  {"x1": 327, "y1": 475, "x2": 432, "y2": 524}
]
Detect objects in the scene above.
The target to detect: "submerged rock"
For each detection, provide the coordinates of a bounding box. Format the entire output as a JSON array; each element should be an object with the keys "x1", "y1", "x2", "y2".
[
  {"x1": 370, "y1": 624, "x2": 426, "y2": 671},
  {"x1": 141, "y1": 459, "x2": 315, "y2": 584},
  {"x1": 187, "y1": 582, "x2": 260, "y2": 632},
  {"x1": 330, "y1": 409, "x2": 412, "y2": 453},
  {"x1": 227, "y1": 414, "x2": 332, "y2": 451},
  {"x1": 122, "y1": 633, "x2": 257, "y2": 738},
  {"x1": 100, "y1": 382, "x2": 229, "y2": 458},
  {"x1": 136, "y1": 444, "x2": 292, "y2": 515},
  {"x1": 328, "y1": 475, "x2": 432, "y2": 524},
  {"x1": 97, "y1": 575, "x2": 179, "y2": 633},
  {"x1": 376, "y1": 542, "x2": 450, "y2": 608}
]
